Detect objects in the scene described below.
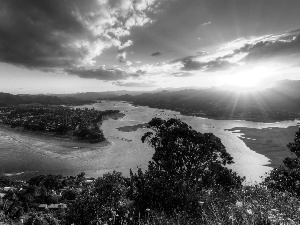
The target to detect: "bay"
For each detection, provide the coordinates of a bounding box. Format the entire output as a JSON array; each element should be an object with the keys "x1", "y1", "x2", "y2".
[{"x1": 0, "y1": 100, "x2": 299, "y2": 184}]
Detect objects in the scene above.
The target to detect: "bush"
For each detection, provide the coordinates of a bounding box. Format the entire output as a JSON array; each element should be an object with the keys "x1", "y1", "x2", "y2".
[
  {"x1": 130, "y1": 118, "x2": 244, "y2": 213},
  {"x1": 67, "y1": 171, "x2": 133, "y2": 225}
]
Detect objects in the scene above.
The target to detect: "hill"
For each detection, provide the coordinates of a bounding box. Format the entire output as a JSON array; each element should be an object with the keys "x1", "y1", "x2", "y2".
[
  {"x1": 111, "y1": 82, "x2": 300, "y2": 121},
  {"x1": 0, "y1": 93, "x2": 93, "y2": 106}
]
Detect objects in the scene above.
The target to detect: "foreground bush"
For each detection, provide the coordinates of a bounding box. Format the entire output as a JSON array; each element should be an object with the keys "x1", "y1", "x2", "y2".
[
  {"x1": 130, "y1": 118, "x2": 244, "y2": 213},
  {"x1": 66, "y1": 184, "x2": 300, "y2": 224}
]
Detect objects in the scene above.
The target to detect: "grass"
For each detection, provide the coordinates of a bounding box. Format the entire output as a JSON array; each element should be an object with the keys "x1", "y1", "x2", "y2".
[{"x1": 119, "y1": 186, "x2": 300, "y2": 225}]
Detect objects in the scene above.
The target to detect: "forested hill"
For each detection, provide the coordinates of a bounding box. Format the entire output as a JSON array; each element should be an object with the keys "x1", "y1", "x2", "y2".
[
  {"x1": 112, "y1": 85, "x2": 300, "y2": 121},
  {"x1": 0, "y1": 92, "x2": 93, "y2": 106}
]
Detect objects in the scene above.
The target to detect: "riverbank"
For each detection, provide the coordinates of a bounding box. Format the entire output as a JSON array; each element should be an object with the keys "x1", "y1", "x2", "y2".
[
  {"x1": 225, "y1": 126, "x2": 299, "y2": 167},
  {"x1": 126, "y1": 102, "x2": 299, "y2": 123},
  {"x1": 0, "y1": 122, "x2": 112, "y2": 180}
]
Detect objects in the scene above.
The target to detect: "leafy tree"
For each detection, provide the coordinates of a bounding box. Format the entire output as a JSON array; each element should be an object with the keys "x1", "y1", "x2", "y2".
[
  {"x1": 0, "y1": 177, "x2": 13, "y2": 186},
  {"x1": 131, "y1": 118, "x2": 244, "y2": 212},
  {"x1": 24, "y1": 213, "x2": 60, "y2": 225},
  {"x1": 62, "y1": 190, "x2": 77, "y2": 201},
  {"x1": 68, "y1": 172, "x2": 132, "y2": 225},
  {"x1": 28, "y1": 175, "x2": 62, "y2": 190},
  {"x1": 264, "y1": 128, "x2": 300, "y2": 195}
]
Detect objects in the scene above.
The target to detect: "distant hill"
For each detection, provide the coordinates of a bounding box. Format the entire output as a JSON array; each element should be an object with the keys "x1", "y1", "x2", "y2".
[
  {"x1": 0, "y1": 93, "x2": 93, "y2": 106},
  {"x1": 2, "y1": 79, "x2": 300, "y2": 121},
  {"x1": 48, "y1": 88, "x2": 204, "y2": 101},
  {"x1": 111, "y1": 82, "x2": 300, "y2": 121},
  {"x1": 51, "y1": 90, "x2": 152, "y2": 100},
  {"x1": 272, "y1": 79, "x2": 300, "y2": 98}
]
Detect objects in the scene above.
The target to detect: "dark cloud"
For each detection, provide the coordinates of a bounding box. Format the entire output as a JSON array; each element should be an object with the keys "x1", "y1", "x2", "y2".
[
  {"x1": 0, "y1": 0, "x2": 89, "y2": 69},
  {"x1": 114, "y1": 81, "x2": 156, "y2": 87},
  {"x1": 66, "y1": 68, "x2": 126, "y2": 81},
  {"x1": 0, "y1": 0, "x2": 160, "y2": 73},
  {"x1": 169, "y1": 29, "x2": 300, "y2": 73},
  {"x1": 66, "y1": 67, "x2": 143, "y2": 81},
  {"x1": 240, "y1": 32, "x2": 300, "y2": 61},
  {"x1": 151, "y1": 52, "x2": 162, "y2": 56},
  {"x1": 171, "y1": 54, "x2": 234, "y2": 72},
  {"x1": 182, "y1": 59, "x2": 234, "y2": 72}
]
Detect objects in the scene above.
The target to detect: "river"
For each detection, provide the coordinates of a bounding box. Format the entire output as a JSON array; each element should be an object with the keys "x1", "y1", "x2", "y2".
[{"x1": 0, "y1": 101, "x2": 299, "y2": 183}]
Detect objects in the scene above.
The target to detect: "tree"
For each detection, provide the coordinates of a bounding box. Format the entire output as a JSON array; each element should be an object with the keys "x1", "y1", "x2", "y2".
[
  {"x1": 68, "y1": 172, "x2": 132, "y2": 225},
  {"x1": 264, "y1": 128, "x2": 300, "y2": 195},
  {"x1": 131, "y1": 118, "x2": 244, "y2": 212},
  {"x1": 0, "y1": 177, "x2": 13, "y2": 186},
  {"x1": 28, "y1": 175, "x2": 62, "y2": 190}
]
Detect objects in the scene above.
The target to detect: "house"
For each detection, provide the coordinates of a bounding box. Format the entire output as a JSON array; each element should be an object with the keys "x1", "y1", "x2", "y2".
[
  {"x1": 3, "y1": 187, "x2": 17, "y2": 192},
  {"x1": 38, "y1": 204, "x2": 48, "y2": 210},
  {"x1": 0, "y1": 193, "x2": 6, "y2": 205},
  {"x1": 0, "y1": 193, "x2": 6, "y2": 199},
  {"x1": 48, "y1": 203, "x2": 67, "y2": 210}
]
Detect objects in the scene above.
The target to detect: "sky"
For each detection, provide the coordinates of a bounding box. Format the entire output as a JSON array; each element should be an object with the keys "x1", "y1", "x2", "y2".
[{"x1": 1, "y1": 0, "x2": 300, "y2": 94}]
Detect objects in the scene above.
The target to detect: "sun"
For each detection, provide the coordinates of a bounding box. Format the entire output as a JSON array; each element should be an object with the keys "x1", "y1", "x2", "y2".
[{"x1": 221, "y1": 67, "x2": 273, "y2": 91}]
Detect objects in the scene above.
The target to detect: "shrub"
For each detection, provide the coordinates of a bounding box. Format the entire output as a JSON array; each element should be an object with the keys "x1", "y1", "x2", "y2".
[{"x1": 130, "y1": 118, "x2": 244, "y2": 213}]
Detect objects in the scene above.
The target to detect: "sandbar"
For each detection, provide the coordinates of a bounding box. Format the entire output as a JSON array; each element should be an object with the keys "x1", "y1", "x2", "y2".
[
  {"x1": 0, "y1": 123, "x2": 112, "y2": 180},
  {"x1": 116, "y1": 123, "x2": 148, "y2": 132},
  {"x1": 225, "y1": 126, "x2": 299, "y2": 167}
]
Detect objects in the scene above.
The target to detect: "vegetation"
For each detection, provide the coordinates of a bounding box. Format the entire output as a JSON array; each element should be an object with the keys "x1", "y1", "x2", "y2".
[
  {"x1": 0, "y1": 92, "x2": 94, "y2": 107},
  {"x1": 0, "y1": 105, "x2": 121, "y2": 143},
  {"x1": 130, "y1": 118, "x2": 244, "y2": 214},
  {"x1": 1, "y1": 119, "x2": 300, "y2": 224}
]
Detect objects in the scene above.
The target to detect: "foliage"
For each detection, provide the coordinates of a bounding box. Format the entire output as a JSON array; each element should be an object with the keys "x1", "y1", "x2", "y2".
[
  {"x1": 133, "y1": 186, "x2": 300, "y2": 225},
  {"x1": 264, "y1": 128, "x2": 300, "y2": 196},
  {"x1": 0, "y1": 176, "x2": 14, "y2": 186},
  {"x1": 131, "y1": 118, "x2": 244, "y2": 213},
  {"x1": 67, "y1": 171, "x2": 133, "y2": 225},
  {"x1": 28, "y1": 175, "x2": 63, "y2": 190},
  {"x1": 24, "y1": 212, "x2": 60, "y2": 225}
]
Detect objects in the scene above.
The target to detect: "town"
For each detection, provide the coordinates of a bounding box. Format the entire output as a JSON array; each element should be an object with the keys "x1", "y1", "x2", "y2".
[
  {"x1": 0, "y1": 105, "x2": 121, "y2": 143},
  {"x1": 0, "y1": 172, "x2": 100, "y2": 224}
]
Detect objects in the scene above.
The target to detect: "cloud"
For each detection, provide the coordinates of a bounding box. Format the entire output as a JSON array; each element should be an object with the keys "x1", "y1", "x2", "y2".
[
  {"x1": 168, "y1": 29, "x2": 300, "y2": 73},
  {"x1": 114, "y1": 81, "x2": 156, "y2": 87},
  {"x1": 238, "y1": 32, "x2": 300, "y2": 61},
  {"x1": 151, "y1": 52, "x2": 162, "y2": 56},
  {"x1": 0, "y1": 0, "x2": 160, "y2": 71},
  {"x1": 171, "y1": 72, "x2": 193, "y2": 77},
  {"x1": 66, "y1": 67, "x2": 126, "y2": 81},
  {"x1": 65, "y1": 66, "x2": 142, "y2": 81},
  {"x1": 117, "y1": 51, "x2": 127, "y2": 63},
  {"x1": 180, "y1": 58, "x2": 235, "y2": 72},
  {"x1": 200, "y1": 21, "x2": 212, "y2": 27},
  {"x1": 197, "y1": 51, "x2": 209, "y2": 55}
]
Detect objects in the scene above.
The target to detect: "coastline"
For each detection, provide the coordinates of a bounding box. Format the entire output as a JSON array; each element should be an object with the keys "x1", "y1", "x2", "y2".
[
  {"x1": 225, "y1": 126, "x2": 299, "y2": 167},
  {"x1": 0, "y1": 111, "x2": 127, "y2": 180},
  {"x1": 124, "y1": 101, "x2": 299, "y2": 123},
  {"x1": 0, "y1": 122, "x2": 112, "y2": 179}
]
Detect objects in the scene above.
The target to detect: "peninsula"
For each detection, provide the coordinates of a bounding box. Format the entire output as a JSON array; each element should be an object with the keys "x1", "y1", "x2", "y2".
[{"x1": 0, "y1": 105, "x2": 122, "y2": 143}]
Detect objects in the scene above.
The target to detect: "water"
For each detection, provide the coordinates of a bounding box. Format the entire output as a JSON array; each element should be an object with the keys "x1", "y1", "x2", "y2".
[{"x1": 0, "y1": 101, "x2": 299, "y2": 183}]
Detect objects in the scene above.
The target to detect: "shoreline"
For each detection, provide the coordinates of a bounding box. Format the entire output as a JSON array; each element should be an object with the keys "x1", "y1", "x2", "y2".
[
  {"x1": 123, "y1": 101, "x2": 299, "y2": 123},
  {"x1": 225, "y1": 126, "x2": 299, "y2": 167},
  {"x1": 0, "y1": 122, "x2": 113, "y2": 179},
  {"x1": 0, "y1": 111, "x2": 127, "y2": 180}
]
